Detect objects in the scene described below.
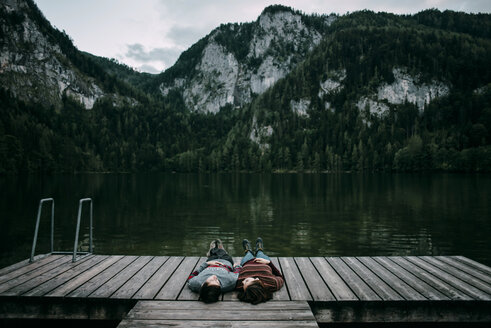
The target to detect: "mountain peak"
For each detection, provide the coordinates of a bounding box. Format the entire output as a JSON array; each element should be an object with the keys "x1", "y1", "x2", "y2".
[
  {"x1": 156, "y1": 4, "x2": 329, "y2": 113},
  {"x1": 260, "y1": 4, "x2": 296, "y2": 16}
]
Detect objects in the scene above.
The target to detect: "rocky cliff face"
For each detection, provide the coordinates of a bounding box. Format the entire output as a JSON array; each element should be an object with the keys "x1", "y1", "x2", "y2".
[
  {"x1": 0, "y1": 0, "x2": 119, "y2": 109},
  {"x1": 356, "y1": 68, "x2": 450, "y2": 116},
  {"x1": 160, "y1": 7, "x2": 335, "y2": 113}
]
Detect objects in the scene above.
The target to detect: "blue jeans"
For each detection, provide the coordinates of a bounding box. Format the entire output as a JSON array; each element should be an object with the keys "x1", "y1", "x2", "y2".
[{"x1": 240, "y1": 250, "x2": 271, "y2": 266}]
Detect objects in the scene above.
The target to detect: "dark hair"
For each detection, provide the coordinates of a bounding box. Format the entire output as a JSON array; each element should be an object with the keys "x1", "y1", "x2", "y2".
[
  {"x1": 237, "y1": 280, "x2": 272, "y2": 305},
  {"x1": 199, "y1": 283, "x2": 221, "y2": 303}
]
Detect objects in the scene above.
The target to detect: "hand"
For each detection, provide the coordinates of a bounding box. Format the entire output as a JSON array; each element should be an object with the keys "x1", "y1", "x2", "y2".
[
  {"x1": 206, "y1": 260, "x2": 220, "y2": 266},
  {"x1": 254, "y1": 258, "x2": 270, "y2": 264}
]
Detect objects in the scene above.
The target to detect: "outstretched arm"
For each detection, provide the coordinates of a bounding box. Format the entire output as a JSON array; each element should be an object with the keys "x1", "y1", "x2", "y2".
[{"x1": 254, "y1": 258, "x2": 270, "y2": 264}]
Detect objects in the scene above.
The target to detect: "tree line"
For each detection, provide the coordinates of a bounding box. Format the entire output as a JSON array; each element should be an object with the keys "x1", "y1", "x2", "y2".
[{"x1": 1, "y1": 6, "x2": 490, "y2": 174}]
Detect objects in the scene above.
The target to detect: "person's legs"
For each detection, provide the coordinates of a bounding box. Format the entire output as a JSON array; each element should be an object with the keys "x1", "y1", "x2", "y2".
[
  {"x1": 216, "y1": 239, "x2": 225, "y2": 250},
  {"x1": 208, "y1": 248, "x2": 233, "y2": 265},
  {"x1": 240, "y1": 250, "x2": 255, "y2": 266},
  {"x1": 206, "y1": 240, "x2": 218, "y2": 257},
  {"x1": 255, "y1": 250, "x2": 271, "y2": 261}
]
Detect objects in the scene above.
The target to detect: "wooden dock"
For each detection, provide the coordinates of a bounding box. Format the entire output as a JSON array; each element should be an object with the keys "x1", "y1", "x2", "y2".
[{"x1": 0, "y1": 254, "x2": 490, "y2": 326}]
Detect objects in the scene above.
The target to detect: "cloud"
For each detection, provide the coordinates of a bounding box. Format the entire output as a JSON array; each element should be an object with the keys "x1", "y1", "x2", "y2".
[
  {"x1": 37, "y1": 0, "x2": 490, "y2": 74},
  {"x1": 137, "y1": 64, "x2": 160, "y2": 74},
  {"x1": 166, "y1": 25, "x2": 207, "y2": 48},
  {"x1": 124, "y1": 43, "x2": 182, "y2": 72}
]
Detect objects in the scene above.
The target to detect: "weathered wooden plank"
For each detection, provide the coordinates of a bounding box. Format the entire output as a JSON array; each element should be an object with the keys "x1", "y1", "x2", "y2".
[
  {"x1": 90, "y1": 256, "x2": 153, "y2": 298},
  {"x1": 118, "y1": 320, "x2": 318, "y2": 328},
  {"x1": 357, "y1": 257, "x2": 426, "y2": 301},
  {"x1": 405, "y1": 256, "x2": 491, "y2": 300},
  {"x1": 279, "y1": 257, "x2": 312, "y2": 301},
  {"x1": 310, "y1": 257, "x2": 357, "y2": 301},
  {"x1": 155, "y1": 256, "x2": 200, "y2": 300},
  {"x1": 111, "y1": 256, "x2": 169, "y2": 299},
  {"x1": 0, "y1": 255, "x2": 71, "y2": 293},
  {"x1": 0, "y1": 254, "x2": 63, "y2": 283},
  {"x1": 177, "y1": 256, "x2": 204, "y2": 301},
  {"x1": 131, "y1": 300, "x2": 311, "y2": 311},
  {"x1": 342, "y1": 257, "x2": 403, "y2": 301},
  {"x1": 270, "y1": 257, "x2": 290, "y2": 301},
  {"x1": 132, "y1": 256, "x2": 183, "y2": 300},
  {"x1": 418, "y1": 256, "x2": 491, "y2": 297},
  {"x1": 126, "y1": 309, "x2": 315, "y2": 321},
  {"x1": 436, "y1": 256, "x2": 491, "y2": 285},
  {"x1": 67, "y1": 255, "x2": 138, "y2": 297},
  {"x1": 294, "y1": 257, "x2": 335, "y2": 301},
  {"x1": 373, "y1": 257, "x2": 450, "y2": 300},
  {"x1": 389, "y1": 257, "x2": 473, "y2": 300},
  {"x1": 421, "y1": 256, "x2": 491, "y2": 295},
  {"x1": 0, "y1": 255, "x2": 45, "y2": 276},
  {"x1": 452, "y1": 256, "x2": 491, "y2": 275},
  {"x1": 1, "y1": 255, "x2": 94, "y2": 296},
  {"x1": 326, "y1": 257, "x2": 381, "y2": 301},
  {"x1": 22, "y1": 255, "x2": 109, "y2": 296},
  {"x1": 46, "y1": 255, "x2": 124, "y2": 297}
]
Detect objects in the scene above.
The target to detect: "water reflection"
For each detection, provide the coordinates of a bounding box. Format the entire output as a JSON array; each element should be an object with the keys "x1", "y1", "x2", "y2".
[{"x1": 0, "y1": 173, "x2": 490, "y2": 269}]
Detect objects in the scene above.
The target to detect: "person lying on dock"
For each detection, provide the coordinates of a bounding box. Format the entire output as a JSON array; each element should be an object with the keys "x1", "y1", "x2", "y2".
[
  {"x1": 187, "y1": 239, "x2": 240, "y2": 303},
  {"x1": 235, "y1": 237, "x2": 284, "y2": 304}
]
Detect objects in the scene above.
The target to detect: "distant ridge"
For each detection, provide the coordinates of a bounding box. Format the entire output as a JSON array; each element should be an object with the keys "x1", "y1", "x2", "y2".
[{"x1": 0, "y1": 0, "x2": 490, "y2": 173}]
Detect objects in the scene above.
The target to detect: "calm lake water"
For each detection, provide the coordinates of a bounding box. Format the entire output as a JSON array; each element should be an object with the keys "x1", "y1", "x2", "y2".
[{"x1": 0, "y1": 173, "x2": 490, "y2": 269}]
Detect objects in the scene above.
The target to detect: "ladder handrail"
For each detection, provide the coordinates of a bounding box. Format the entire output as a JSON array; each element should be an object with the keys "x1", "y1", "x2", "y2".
[
  {"x1": 72, "y1": 198, "x2": 93, "y2": 262},
  {"x1": 30, "y1": 198, "x2": 54, "y2": 263}
]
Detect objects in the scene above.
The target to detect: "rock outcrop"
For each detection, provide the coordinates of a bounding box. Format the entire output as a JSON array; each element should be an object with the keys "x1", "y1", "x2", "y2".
[
  {"x1": 0, "y1": 0, "x2": 128, "y2": 109},
  {"x1": 356, "y1": 67, "x2": 450, "y2": 115},
  {"x1": 159, "y1": 7, "x2": 336, "y2": 113}
]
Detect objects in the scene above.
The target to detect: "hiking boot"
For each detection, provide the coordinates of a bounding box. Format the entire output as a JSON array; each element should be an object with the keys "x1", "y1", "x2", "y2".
[
  {"x1": 242, "y1": 239, "x2": 252, "y2": 254},
  {"x1": 215, "y1": 239, "x2": 226, "y2": 252},
  {"x1": 255, "y1": 237, "x2": 264, "y2": 254},
  {"x1": 206, "y1": 240, "x2": 218, "y2": 257}
]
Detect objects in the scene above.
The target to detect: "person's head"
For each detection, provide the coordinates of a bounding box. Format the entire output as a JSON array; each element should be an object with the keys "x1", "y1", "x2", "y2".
[
  {"x1": 237, "y1": 277, "x2": 272, "y2": 304},
  {"x1": 199, "y1": 275, "x2": 221, "y2": 303}
]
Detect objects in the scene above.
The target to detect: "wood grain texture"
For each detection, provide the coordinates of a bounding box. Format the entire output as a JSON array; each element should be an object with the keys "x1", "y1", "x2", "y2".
[
  {"x1": 357, "y1": 256, "x2": 426, "y2": 301},
  {"x1": 310, "y1": 257, "x2": 358, "y2": 301},
  {"x1": 155, "y1": 256, "x2": 199, "y2": 300},
  {"x1": 133, "y1": 256, "x2": 183, "y2": 300},
  {"x1": 1, "y1": 255, "x2": 94, "y2": 296},
  {"x1": 389, "y1": 256, "x2": 473, "y2": 301},
  {"x1": 404, "y1": 256, "x2": 490, "y2": 300},
  {"x1": 294, "y1": 257, "x2": 335, "y2": 301},
  {"x1": 326, "y1": 257, "x2": 381, "y2": 301},
  {"x1": 90, "y1": 256, "x2": 153, "y2": 298},
  {"x1": 46, "y1": 255, "x2": 124, "y2": 297},
  {"x1": 0, "y1": 255, "x2": 71, "y2": 294},
  {"x1": 67, "y1": 255, "x2": 138, "y2": 298},
  {"x1": 279, "y1": 257, "x2": 312, "y2": 301},
  {"x1": 373, "y1": 256, "x2": 449, "y2": 300},
  {"x1": 118, "y1": 300, "x2": 317, "y2": 328}
]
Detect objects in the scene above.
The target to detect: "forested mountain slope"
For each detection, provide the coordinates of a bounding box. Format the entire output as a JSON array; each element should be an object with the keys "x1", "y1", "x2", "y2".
[
  {"x1": 237, "y1": 10, "x2": 491, "y2": 172},
  {"x1": 0, "y1": 0, "x2": 148, "y2": 109},
  {"x1": 152, "y1": 5, "x2": 336, "y2": 113},
  {"x1": 0, "y1": 1, "x2": 490, "y2": 173}
]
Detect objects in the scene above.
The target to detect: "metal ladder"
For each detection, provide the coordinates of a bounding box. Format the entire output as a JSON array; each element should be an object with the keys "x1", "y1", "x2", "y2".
[{"x1": 30, "y1": 198, "x2": 93, "y2": 263}]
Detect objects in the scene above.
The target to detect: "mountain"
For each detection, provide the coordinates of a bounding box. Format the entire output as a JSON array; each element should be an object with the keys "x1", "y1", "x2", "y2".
[
  {"x1": 244, "y1": 10, "x2": 491, "y2": 171},
  {"x1": 153, "y1": 5, "x2": 336, "y2": 113},
  {"x1": 0, "y1": 0, "x2": 490, "y2": 174},
  {"x1": 0, "y1": 0, "x2": 147, "y2": 109}
]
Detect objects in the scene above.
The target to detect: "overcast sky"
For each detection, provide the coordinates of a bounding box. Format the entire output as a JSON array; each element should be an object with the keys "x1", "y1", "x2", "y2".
[{"x1": 33, "y1": 0, "x2": 490, "y2": 74}]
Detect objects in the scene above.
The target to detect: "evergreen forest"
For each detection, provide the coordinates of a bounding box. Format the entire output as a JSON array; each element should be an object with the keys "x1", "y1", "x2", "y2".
[{"x1": 1, "y1": 4, "x2": 490, "y2": 174}]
